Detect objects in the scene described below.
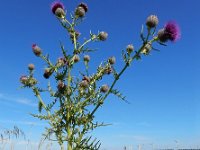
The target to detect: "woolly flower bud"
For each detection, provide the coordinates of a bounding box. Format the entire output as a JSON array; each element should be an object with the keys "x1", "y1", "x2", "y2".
[
  {"x1": 98, "y1": 31, "x2": 108, "y2": 41},
  {"x1": 57, "y1": 57, "x2": 68, "y2": 67},
  {"x1": 75, "y1": 6, "x2": 85, "y2": 18},
  {"x1": 84, "y1": 55, "x2": 90, "y2": 62},
  {"x1": 57, "y1": 81, "x2": 65, "y2": 91},
  {"x1": 78, "y1": 3, "x2": 88, "y2": 12},
  {"x1": 20, "y1": 75, "x2": 28, "y2": 84},
  {"x1": 73, "y1": 55, "x2": 80, "y2": 63},
  {"x1": 146, "y1": 15, "x2": 159, "y2": 28},
  {"x1": 108, "y1": 56, "x2": 116, "y2": 65},
  {"x1": 43, "y1": 68, "x2": 52, "y2": 79},
  {"x1": 28, "y1": 64, "x2": 35, "y2": 70},
  {"x1": 32, "y1": 44, "x2": 42, "y2": 56},
  {"x1": 79, "y1": 80, "x2": 88, "y2": 88},
  {"x1": 57, "y1": 57, "x2": 64, "y2": 64},
  {"x1": 55, "y1": 7, "x2": 65, "y2": 18},
  {"x1": 157, "y1": 29, "x2": 168, "y2": 43},
  {"x1": 51, "y1": 1, "x2": 65, "y2": 14},
  {"x1": 126, "y1": 44, "x2": 134, "y2": 54},
  {"x1": 83, "y1": 76, "x2": 91, "y2": 83},
  {"x1": 100, "y1": 84, "x2": 109, "y2": 93}
]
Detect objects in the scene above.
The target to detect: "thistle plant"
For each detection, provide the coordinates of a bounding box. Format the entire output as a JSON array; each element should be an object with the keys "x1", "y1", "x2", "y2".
[{"x1": 20, "y1": 1, "x2": 180, "y2": 150}]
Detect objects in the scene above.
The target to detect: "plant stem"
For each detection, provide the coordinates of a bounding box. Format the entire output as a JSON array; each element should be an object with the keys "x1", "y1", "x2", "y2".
[
  {"x1": 61, "y1": 144, "x2": 64, "y2": 150},
  {"x1": 91, "y1": 37, "x2": 157, "y2": 116}
]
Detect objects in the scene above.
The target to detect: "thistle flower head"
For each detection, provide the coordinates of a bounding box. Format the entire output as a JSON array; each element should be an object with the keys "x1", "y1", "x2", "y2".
[
  {"x1": 79, "y1": 80, "x2": 89, "y2": 88},
  {"x1": 32, "y1": 44, "x2": 42, "y2": 56},
  {"x1": 73, "y1": 55, "x2": 80, "y2": 63},
  {"x1": 157, "y1": 21, "x2": 181, "y2": 43},
  {"x1": 146, "y1": 15, "x2": 159, "y2": 28},
  {"x1": 84, "y1": 55, "x2": 90, "y2": 62},
  {"x1": 57, "y1": 57, "x2": 67, "y2": 67},
  {"x1": 79, "y1": 3, "x2": 88, "y2": 12},
  {"x1": 75, "y1": 2, "x2": 88, "y2": 18},
  {"x1": 83, "y1": 76, "x2": 91, "y2": 83},
  {"x1": 126, "y1": 44, "x2": 134, "y2": 54},
  {"x1": 100, "y1": 84, "x2": 109, "y2": 93},
  {"x1": 98, "y1": 31, "x2": 108, "y2": 41},
  {"x1": 75, "y1": 6, "x2": 85, "y2": 18},
  {"x1": 108, "y1": 56, "x2": 116, "y2": 65},
  {"x1": 157, "y1": 29, "x2": 168, "y2": 43},
  {"x1": 55, "y1": 8, "x2": 65, "y2": 18},
  {"x1": 164, "y1": 21, "x2": 181, "y2": 42},
  {"x1": 28, "y1": 64, "x2": 35, "y2": 70},
  {"x1": 57, "y1": 81, "x2": 65, "y2": 91},
  {"x1": 51, "y1": 1, "x2": 65, "y2": 14},
  {"x1": 20, "y1": 75, "x2": 28, "y2": 84},
  {"x1": 43, "y1": 68, "x2": 52, "y2": 79}
]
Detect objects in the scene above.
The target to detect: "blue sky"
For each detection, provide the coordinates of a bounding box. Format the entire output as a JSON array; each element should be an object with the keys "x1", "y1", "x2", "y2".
[{"x1": 0, "y1": 0, "x2": 200, "y2": 149}]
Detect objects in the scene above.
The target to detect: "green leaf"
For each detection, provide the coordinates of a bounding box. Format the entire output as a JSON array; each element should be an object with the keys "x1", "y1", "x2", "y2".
[
  {"x1": 110, "y1": 89, "x2": 130, "y2": 103},
  {"x1": 38, "y1": 101, "x2": 43, "y2": 113}
]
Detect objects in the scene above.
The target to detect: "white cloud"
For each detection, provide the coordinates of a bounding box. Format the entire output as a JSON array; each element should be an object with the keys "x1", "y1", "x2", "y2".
[
  {"x1": 0, "y1": 93, "x2": 36, "y2": 107},
  {"x1": 0, "y1": 120, "x2": 47, "y2": 126},
  {"x1": 16, "y1": 98, "x2": 37, "y2": 107}
]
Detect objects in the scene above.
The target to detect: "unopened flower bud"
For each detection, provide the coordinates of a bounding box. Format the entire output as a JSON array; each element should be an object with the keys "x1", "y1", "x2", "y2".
[
  {"x1": 28, "y1": 64, "x2": 35, "y2": 70},
  {"x1": 57, "y1": 57, "x2": 67, "y2": 67},
  {"x1": 100, "y1": 84, "x2": 109, "y2": 93},
  {"x1": 55, "y1": 7, "x2": 65, "y2": 18},
  {"x1": 43, "y1": 68, "x2": 52, "y2": 79},
  {"x1": 57, "y1": 81, "x2": 65, "y2": 91},
  {"x1": 75, "y1": 6, "x2": 85, "y2": 18},
  {"x1": 126, "y1": 44, "x2": 134, "y2": 54},
  {"x1": 83, "y1": 55, "x2": 90, "y2": 62},
  {"x1": 79, "y1": 80, "x2": 88, "y2": 88},
  {"x1": 83, "y1": 76, "x2": 90, "y2": 83},
  {"x1": 108, "y1": 56, "x2": 116, "y2": 65},
  {"x1": 146, "y1": 15, "x2": 159, "y2": 28},
  {"x1": 78, "y1": 3, "x2": 88, "y2": 12},
  {"x1": 73, "y1": 55, "x2": 80, "y2": 63},
  {"x1": 98, "y1": 31, "x2": 108, "y2": 41},
  {"x1": 20, "y1": 75, "x2": 28, "y2": 84},
  {"x1": 32, "y1": 44, "x2": 42, "y2": 56}
]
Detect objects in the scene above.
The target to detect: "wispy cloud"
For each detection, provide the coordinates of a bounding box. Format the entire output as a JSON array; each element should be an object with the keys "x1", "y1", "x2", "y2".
[
  {"x1": 0, "y1": 120, "x2": 46, "y2": 126},
  {"x1": 0, "y1": 92, "x2": 36, "y2": 107},
  {"x1": 16, "y1": 98, "x2": 37, "y2": 107}
]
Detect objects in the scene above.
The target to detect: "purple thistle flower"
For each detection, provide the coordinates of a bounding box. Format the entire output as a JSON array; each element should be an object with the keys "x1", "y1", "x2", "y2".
[
  {"x1": 164, "y1": 21, "x2": 181, "y2": 42},
  {"x1": 51, "y1": 1, "x2": 65, "y2": 14}
]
